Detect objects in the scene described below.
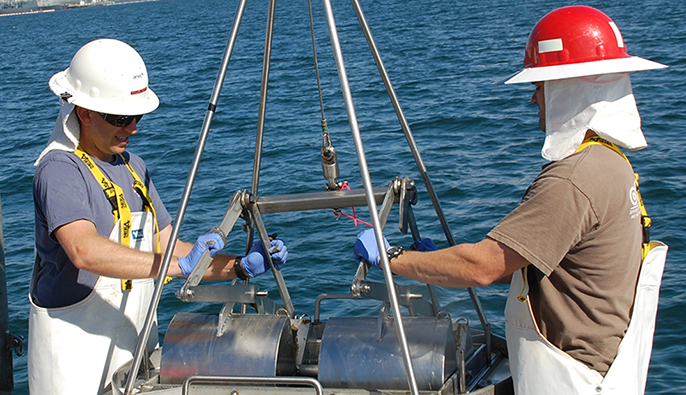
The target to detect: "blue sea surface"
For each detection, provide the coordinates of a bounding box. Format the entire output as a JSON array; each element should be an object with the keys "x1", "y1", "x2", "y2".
[{"x1": 1, "y1": 0, "x2": 685, "y2": 393}]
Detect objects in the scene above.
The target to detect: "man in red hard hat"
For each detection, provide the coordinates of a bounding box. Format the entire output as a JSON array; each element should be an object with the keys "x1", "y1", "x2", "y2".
[{"x1": 353, "y1": 6, "x2": 668, "y2": 394}]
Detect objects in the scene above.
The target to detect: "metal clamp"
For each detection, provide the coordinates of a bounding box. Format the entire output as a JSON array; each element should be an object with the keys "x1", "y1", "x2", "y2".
[{"x1": 7, "y1": 332, "x2": 23, "y2": 357}]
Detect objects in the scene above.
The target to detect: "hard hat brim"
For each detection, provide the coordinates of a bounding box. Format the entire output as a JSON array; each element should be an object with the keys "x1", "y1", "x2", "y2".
[
  {"x1": 49, "y1": 69, "x2": 160, "y2": 116},
  {"x1": 498, "y1": 56, "x2": 667, "y2": 85}
]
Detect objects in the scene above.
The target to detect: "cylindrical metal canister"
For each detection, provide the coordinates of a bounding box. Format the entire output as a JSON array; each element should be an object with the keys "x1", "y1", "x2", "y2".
[
  {"x1": 318, "y1": 316, "x2": 457, "y2": 390},
  {"x1": 160, "y1": 313, "x2": 296, "y2": 384}
]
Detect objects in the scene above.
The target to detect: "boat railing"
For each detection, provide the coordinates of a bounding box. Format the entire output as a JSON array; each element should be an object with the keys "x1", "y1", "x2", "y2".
[{"x1": 182, "y1": 376, "x2": 325, "y2": 395}]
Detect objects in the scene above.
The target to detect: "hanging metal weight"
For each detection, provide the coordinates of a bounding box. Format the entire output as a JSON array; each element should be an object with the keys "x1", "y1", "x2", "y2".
[{"x1": 321, "y1": 131, "x2": 340, "y2": 191}]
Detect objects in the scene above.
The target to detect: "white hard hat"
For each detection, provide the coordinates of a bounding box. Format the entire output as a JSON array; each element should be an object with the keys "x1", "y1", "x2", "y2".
[
  {"x1": 49, "y1": 38, "x2": 159, "y2": 115},
  {"x1": 501, "y1": 6, "x2": 667, "y2": 84}
]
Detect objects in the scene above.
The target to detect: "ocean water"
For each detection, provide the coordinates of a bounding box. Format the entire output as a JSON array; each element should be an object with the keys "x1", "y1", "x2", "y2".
[{"x1": 1, "y1": 0, "x2": 685, "y2": 393}]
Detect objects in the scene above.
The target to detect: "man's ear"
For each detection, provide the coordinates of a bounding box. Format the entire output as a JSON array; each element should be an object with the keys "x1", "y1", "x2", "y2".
[{"x1": 75, "y1": 106, "x2": 95, "y2": 127}]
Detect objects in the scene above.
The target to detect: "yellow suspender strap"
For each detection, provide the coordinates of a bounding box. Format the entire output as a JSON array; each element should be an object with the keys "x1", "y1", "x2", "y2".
[
  {"x1": 118, "y1": 154, "x2": 162, "y2": 254},
  {"x1": 118, "y1": 154, "x2": 173, "y2": 285},
  {"x1": 74, "y1": 147, "x2": 132, "y2": 248},
  {"x1": 75, "y1": 148, "x2": 167, "y2": 290},
  {"x1": 574, "y1": 136, "x2": 652, "y2": 259},
  {"x1": 516, "y1": 136, "x2": 653, "y2": 300}
]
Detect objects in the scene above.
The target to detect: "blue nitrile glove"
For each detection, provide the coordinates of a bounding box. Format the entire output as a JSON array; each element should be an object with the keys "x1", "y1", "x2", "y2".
[
  {"x1": 411, "y1": 237, "x2": 438, "y2": 252},
  {"x1": 352, "y1": 228, "x2": 390, "y2": 269},
  {"x1": 178, "y1": 232, "x2": 225, "y2": 277},
  {"x1": 241, "y1": 239, "x2": 288, "y2": 278}
]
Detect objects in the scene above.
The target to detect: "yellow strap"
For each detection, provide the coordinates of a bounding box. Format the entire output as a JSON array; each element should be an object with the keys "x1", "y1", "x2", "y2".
[
  {"x1": 574, "y1": 136, "x2": 652, "y2": 259},
  {"x1": 119, "y1": 154, "x2": 173, "y2": 285},
  {"x1": 643, "y1": 240, "x2": 661, "y2": 256},
  {"x1": 75, "y1": 148, "x2": 132, "y2": 248},
  {"x1": 119, "y1": 154, "x2": 162, "y2": 254},
  {"x1": 75, "y1": 148, "x2": 169, "y2": 289},
  {"x1": 516, "y1": 137, "x2": 654, "y2": 300}
]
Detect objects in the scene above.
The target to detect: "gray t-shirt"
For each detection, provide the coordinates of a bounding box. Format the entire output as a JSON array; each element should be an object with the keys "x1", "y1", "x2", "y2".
[
  {"x1": 33, "y1": 150, "x2": 172, "y2": 308},
  {"x1": 488, "y1": 144, "x2": 643, "y2": 375}
]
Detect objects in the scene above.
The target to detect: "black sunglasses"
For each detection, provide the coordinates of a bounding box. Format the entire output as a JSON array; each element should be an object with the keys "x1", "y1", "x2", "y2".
[{"x1": 97, "y1": 112, "x2": 144, "y2": 127}]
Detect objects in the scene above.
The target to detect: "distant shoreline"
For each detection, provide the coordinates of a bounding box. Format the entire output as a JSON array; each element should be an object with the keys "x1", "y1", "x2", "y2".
[
  {"x1": 0, "y1": 0, "x2": 159, "y2": 17},
  {"x1": 0, "y1": 8, "x2": 54, "y2": 17}
]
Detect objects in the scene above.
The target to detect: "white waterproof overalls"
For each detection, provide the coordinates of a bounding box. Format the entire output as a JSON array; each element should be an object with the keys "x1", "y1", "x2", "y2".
[
  {"x1": 29, "y1": 149, "x2": 161, "y2": 395},
  {"x1": 506, "y1": 242, "x2": 667, "y2": 394},
  {"x1": 505, "y1": 137, "x2": 668, "y2": 394}
]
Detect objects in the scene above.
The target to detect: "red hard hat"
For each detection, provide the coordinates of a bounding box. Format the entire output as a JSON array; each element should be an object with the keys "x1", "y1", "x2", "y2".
[{"x1": 501, "y1": 6, "x2": 666, "y2": 84}]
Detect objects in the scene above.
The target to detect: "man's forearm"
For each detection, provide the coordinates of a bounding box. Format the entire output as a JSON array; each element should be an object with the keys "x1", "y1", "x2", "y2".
[{"x1": 389, "y1": 238, "x2": 527, "y2": 288}]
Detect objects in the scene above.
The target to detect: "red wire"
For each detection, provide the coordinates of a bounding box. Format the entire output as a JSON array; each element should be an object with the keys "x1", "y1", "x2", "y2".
[
  {"x1": 333, "y1": 181, "x2": 373, "y2": 227},
  {"x1": 335, "y1": 210, "x2": 374, "y2": 227}
]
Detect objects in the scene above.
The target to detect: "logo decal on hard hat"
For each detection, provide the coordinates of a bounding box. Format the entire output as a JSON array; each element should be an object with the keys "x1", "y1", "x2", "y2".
[
  {"x1": 608, "y1": 22, "x2": 624, "y2": 48},
  {"x1": 131, "y1": 87, "x2": 148, "y2": 95},
  {"x1": 538, "y1": 39, "x2": 563, "y2": 54}
]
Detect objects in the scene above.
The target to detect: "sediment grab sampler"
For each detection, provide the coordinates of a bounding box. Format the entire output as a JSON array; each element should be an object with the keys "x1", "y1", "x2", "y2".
[{"x1": 112, "y1": 0, "x2": 513, "y2": 394}]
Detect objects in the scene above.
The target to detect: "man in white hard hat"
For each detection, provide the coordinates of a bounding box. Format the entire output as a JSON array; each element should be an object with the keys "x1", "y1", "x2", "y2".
[
  {"x1": 353, "y1": 6, "x2": 668, "y2": 394},
  {"x1": 29, "y1": 38, "x2": 288, "y2": 395}
]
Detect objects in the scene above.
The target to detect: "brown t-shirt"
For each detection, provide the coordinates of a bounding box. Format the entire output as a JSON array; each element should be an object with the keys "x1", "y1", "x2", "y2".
[{"x1": 487, "y1": 144, "x2": 643, "y2": 375}]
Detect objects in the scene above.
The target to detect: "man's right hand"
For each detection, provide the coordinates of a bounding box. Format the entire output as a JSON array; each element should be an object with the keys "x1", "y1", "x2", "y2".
[
  {"x1": 412, "y1": 237, "x2": 438, "y2": 252},
  {"x1": 178, "y1": 232, "x2": 225, "y2": 277}
]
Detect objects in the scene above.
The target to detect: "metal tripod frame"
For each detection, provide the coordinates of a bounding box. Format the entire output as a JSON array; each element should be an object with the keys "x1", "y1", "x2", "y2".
[{"x1": 124, "y1": 1, "x2": 491, "y2": 394}]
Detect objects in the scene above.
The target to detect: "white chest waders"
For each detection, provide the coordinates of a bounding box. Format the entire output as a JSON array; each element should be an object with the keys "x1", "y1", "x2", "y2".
[
  {"x1": 504, "y1": 137, "x2": 668, "y2": 394},
  {"x1": 28, "y1": 149, "x2": 163, "y2": 395}
]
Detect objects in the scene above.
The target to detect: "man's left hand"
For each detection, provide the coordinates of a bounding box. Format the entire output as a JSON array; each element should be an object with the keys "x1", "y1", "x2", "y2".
[
  {"x1": 352, "y1": 228, "x2": 390, "y2": 269},
  {"x1": 241, "y1": 239, "x2": 288, "y2": 277}
]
